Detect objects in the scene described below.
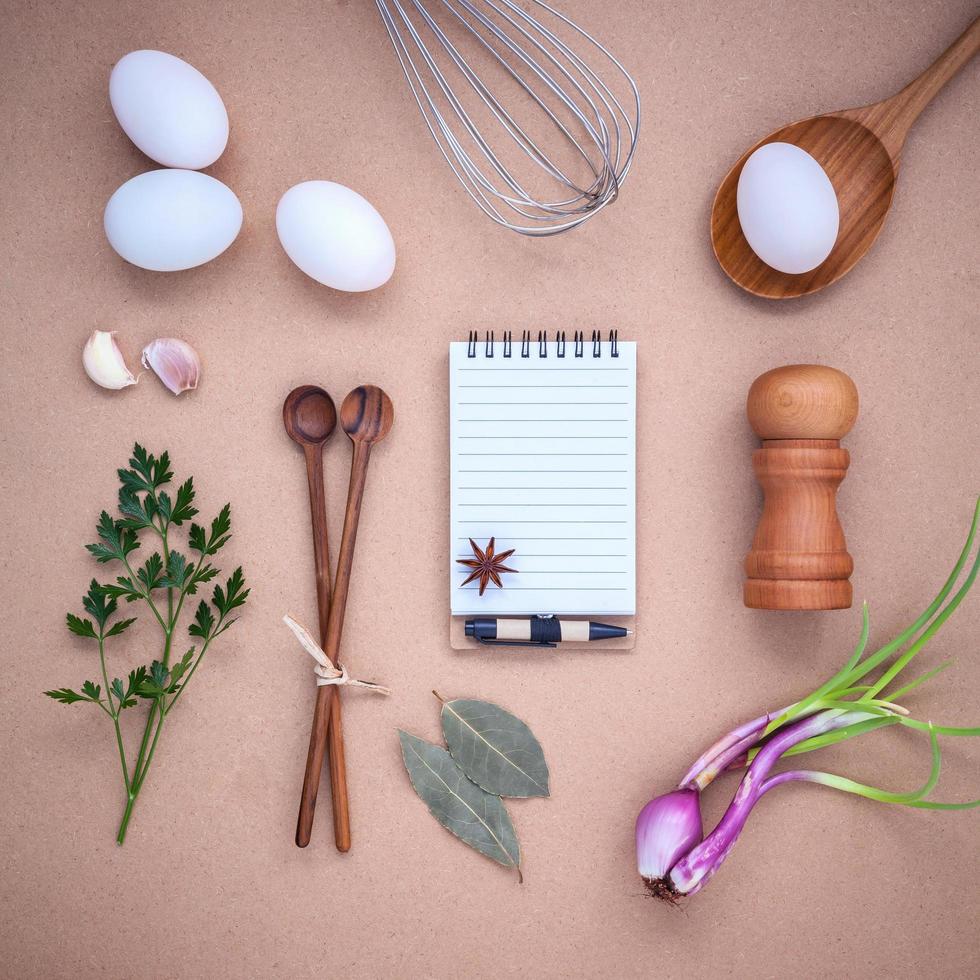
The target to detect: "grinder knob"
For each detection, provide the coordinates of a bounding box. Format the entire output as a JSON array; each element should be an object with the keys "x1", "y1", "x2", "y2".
[{"x1": 747, "y1": 364, "x2": 858, "y2": 441}]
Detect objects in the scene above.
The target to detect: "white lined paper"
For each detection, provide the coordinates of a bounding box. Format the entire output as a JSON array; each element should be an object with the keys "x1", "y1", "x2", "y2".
[{"x1": 450, "y1": 340, "x2": 636, "y2": 616}]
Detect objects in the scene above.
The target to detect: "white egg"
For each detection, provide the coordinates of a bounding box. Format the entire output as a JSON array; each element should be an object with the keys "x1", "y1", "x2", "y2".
[
  {"x1": 276, "y1": 181, "x2": 395, "y2": 292},
  {"x1": 104, "y1": 169, "x2": 243, "y2": 272},
  {"x1": 110, "y1": 50, "x2": 229, "y2": 169},
  {"x1": 736, "y1": 142, "x2": 839, "y2": 275}
]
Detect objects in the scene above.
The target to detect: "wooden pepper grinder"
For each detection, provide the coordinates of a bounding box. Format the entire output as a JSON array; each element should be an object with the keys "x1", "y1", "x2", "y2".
[{"x1": 744, "y1": 365, "x2": 859, "y2": 610}]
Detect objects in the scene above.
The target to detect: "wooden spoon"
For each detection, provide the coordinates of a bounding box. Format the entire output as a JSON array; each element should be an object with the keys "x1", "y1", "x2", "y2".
[
  {"x1": 315, "y1": 385, "x2": 394, "y2": 852},
  {"x1": 711, "y1": 15, "x2": 980, "y2": 299},
  {"x1": 283, "y1": 385, "x2": 339, "y2": 848}
]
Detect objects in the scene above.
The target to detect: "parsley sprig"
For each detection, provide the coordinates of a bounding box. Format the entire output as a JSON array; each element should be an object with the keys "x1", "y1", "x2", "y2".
[{"x1": 45, "y1": 444, "x2": 249, "y2": 844}]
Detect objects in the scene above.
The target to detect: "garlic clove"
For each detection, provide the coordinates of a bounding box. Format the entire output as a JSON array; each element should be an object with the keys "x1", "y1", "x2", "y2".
[
  {"x1": 82, "y1": 330, "x2": 139, "y2": 390},
  {"x1": 141, "y1": 338, "x2": 201, "y2": 395}
]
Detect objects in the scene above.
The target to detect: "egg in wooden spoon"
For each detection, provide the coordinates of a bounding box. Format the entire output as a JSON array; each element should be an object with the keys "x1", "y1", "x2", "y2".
[{"x1": 711, "y1": 15, "x2": 979, "y2": 299}]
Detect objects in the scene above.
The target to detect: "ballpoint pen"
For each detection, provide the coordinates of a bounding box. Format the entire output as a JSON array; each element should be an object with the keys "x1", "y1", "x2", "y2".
[{"x1": 464, "y1": 615, "x2": 631, "y2": 648}]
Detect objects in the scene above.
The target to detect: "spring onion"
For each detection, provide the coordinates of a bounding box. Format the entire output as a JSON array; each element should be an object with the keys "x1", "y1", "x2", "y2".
[{"x1": 637, "y1": 499, "x2": 980, "y2": 902}]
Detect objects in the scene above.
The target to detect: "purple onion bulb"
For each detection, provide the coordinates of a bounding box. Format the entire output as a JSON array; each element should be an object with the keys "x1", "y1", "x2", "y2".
[
  {"x1": 635, "y1": 788, "x2": 703, "y2": 889},
  {"x1": 667, "y1": 710, "x2": 870, "y2": 897}
]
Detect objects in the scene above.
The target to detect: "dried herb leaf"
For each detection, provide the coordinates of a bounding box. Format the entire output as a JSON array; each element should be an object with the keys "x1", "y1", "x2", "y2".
[
  {"x1": 398, "y1": 730, "x2": 521, "y2": 871},
  {"x1": 440, "y1": 697, "x2": 550, "y2": 798}
]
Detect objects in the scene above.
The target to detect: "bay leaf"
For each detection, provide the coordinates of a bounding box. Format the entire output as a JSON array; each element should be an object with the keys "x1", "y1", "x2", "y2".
[
  {"x1": 398, "y1": 730, "x2": 521, "y2": 870},
  {"x1": 439, "y1": 697, "x2": 550, "y2": 798}
]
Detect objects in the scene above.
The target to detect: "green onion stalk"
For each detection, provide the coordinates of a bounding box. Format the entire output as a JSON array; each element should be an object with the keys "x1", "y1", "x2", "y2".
[{"x1": 636, "y1": 499, "x2": 980, "y2": 902}]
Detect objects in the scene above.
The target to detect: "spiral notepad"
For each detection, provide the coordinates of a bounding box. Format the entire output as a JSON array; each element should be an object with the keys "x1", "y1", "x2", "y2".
[{"x1": 450, "y1": 331, "x2": 636, "y2": 617}]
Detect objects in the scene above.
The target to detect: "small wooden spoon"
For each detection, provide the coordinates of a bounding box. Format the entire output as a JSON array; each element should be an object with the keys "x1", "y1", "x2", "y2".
[
  {"x1": 283, "y1": 386, "x2": 337, "y2": 636},
  {"x1": 711, "y1": 15, "x2": 980, "y2": 299},
  {"x1": 283, "y1": 385, "x2": 339, "y2": 848},
  {"x1": 316, "y1": 385, "x2": 394, "y2": 852}
]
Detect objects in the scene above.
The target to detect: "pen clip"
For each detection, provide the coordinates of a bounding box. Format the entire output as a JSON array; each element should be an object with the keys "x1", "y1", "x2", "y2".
[{"x1": 476, "y1": 637, "x2": 558, "y2": 649}]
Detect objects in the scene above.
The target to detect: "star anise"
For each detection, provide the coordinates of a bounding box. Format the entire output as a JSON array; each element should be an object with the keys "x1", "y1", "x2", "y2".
[{"x1": 457, "y1": 537, "x2": 517, "y2": 596}]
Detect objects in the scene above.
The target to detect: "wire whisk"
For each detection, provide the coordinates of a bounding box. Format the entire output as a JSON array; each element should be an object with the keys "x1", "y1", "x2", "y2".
[{"x1": 375, "y1": 0, "x2": 641, "y2": 236}]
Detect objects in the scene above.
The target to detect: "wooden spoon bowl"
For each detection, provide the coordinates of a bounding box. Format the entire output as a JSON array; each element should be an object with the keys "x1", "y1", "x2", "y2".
[
  {"x1": 283, "y1": 385, "x2": 337, "y2": 446},
  {"x1": 711, "y1": 15, "x2": 979, "y2": 299},
  {"x1": 712, "y1": 117, "x2": 895, "y2": 299},
  {"x1": 341, "y1": 384, "x2": 395, "y2": 445}
]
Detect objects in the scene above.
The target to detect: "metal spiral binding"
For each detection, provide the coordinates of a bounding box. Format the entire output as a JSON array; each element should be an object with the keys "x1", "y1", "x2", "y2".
[{"x1": 467, "y1": 329, "x2": 618, "y2": 356}]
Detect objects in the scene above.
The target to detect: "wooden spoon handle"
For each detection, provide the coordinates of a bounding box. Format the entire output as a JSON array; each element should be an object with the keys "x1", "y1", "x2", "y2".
[
  {"x1": 324, "y1": 442, "x2": 371, "y2": 656},
  {"x1": 295, "y1": 444, "x2": 333, "y2": 848},
  {"x1": 304, "y1": 444, "x2": 332, "y2": 640},
  {"x1": 296, "y1": 685, "x2": 333, "y2": 847},
  {"x1": 858, "y1": 15, "x2": 980, "y2": 156},
  {"x1": 325, "y1": 691, "x2": 350, "y2": 850},
  {"x1": 297, "y1": 704, "x2": 348, "y2": 852},
  {"x1": 321, "y1": 440, "x2": 374, "y2": 852}
]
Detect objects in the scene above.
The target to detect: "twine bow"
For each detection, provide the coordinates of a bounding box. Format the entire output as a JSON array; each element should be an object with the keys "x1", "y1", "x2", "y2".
[{"x1": 283, "y1": 615, "x2": 391, "y2": 695}]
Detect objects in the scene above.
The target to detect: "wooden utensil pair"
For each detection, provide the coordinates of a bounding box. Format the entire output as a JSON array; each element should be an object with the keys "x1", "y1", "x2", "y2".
[{"x1": 283, "y1": 384, "x2": 394, "y2": 850}]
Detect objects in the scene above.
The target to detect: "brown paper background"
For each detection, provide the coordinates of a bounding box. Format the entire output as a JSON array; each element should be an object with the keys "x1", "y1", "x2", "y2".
[{"x1": 1, "y1": 1, "x2": 978, "y2": 977}]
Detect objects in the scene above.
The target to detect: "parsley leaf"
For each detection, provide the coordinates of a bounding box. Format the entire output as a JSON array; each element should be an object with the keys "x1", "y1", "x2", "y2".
[
  {"x1": 166, "y1": 649, "x2": 196, "y2": 693},
  {"x1": 100, "y1": 575, "x2": 143, "y2": 603},
  {"x1": 135, "y1": 651, "x2": 196, "y2": 702},
  {"x1": 136, "y1": 553, "x2": 165, "y2": 593},
  {"x1": 138, "y1": 660, "x2": 169, "y2": 699},
  {"x1": 45, "y1": 687, "x2": 93, "y2": 705},
  {"x1": 118, "y1": 467, "x2": 152, "y2": 495},
  {"x1": 86, "y1": 510, "x2": 140, "y2": 564},
  {"x1": 160, "y1": 551, "x2": 193, "y2": 590},
  {"x1": 81, "y1": 579, "x2": 117, "y2": 630},
  {"x1": 169, "y1": 478, "x2": 198, "y2": 526},
  {"x1": 66, "y1": 613, "x2": 98, "y2": 639},
  {"x1": 118, "y1": 489, "x2": 157, "y2": 530},
  {"x1": 105, "y1": 617, "x2": 137, "y2": 638},
  {"x1": 111, "y1": 666, "x2": 147, "y2": 709},
  {"x1": 68, "y1": 580, "x2": 134, "y2": 638},
  {"x1": 213, "y1": 567, "x2": 249, "y2": 618},
  {"x1": 188, "y1": 525, "x2": 205, "y2": 553},
  {"x1": 119, "y1": 445, "x2": 173, "y2": 494},
  {"x1": 189, "y1": 503, "x2": 232, "y2": 556},
  {"x1": 184, "y1": 562, "x2": 218, "y2": 596},
  {"x1": 152, "y1": 450, "x2": 173, "y2": 487},
  {"x1": 189, "y1": 600, "x2": 215, "y2": 641}
]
